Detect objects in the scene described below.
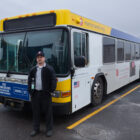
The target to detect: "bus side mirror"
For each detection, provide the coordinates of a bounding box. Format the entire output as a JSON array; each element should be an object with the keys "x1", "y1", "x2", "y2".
[
  {"x1": 17, "y1": 40, "x2": 23, "y2": 48},
  {"x1": 16, "y1": 40, "x2": 23, "y2": 55},
  {"x1": 74, "y1": 56, "x2": 86, "y2": 67}
]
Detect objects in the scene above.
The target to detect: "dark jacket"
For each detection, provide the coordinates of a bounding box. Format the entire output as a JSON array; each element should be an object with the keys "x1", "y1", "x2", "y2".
[{"x1": 28, "y1": 64, "x2": 57, "y2": 95}]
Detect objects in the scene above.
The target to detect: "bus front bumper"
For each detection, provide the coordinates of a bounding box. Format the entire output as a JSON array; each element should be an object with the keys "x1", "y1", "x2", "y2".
[
  {"x1": 52, "y1": 102, "x2": 71, "y2": 115},
  {"x1": 0, "y1": 96, "x2": 71, "y2": 114}
]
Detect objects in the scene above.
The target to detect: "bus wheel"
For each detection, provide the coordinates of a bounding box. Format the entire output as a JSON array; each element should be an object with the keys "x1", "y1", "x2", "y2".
[{"x1": 91, "y1": 77, "x2": 103, "y2": 106}]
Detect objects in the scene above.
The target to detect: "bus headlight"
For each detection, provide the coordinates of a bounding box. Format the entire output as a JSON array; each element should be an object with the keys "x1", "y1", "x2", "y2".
[
  {"x1": 52, "y1": 91, "x2": 71, "y2": 98},
  {"x1": 52, "y1": 91, "x2": 61, "y2": 98}
]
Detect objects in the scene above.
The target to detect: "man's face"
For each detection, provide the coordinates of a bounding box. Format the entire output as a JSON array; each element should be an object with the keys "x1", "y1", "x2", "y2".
[{"x1": 36, "y1": 56, "x2": 45, "y2": 65}]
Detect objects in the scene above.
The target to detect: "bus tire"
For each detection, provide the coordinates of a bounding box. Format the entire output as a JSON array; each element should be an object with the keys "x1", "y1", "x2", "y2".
[{"x1": 91, "y1": 77, "x2": 103, "y2": 106}]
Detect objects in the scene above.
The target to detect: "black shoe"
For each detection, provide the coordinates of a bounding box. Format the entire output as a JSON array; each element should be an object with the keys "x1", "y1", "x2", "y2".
[
  {"x1": 46, "y1": 130, "x2": 53, "y2": 137},
  {"x1": 30, "y1": 130, "x2": 40, "y2": 137}
]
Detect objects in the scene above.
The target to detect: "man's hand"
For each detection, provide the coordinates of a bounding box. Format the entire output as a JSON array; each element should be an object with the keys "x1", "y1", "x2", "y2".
[{"x1": 30, "y1": 90, "x2": 35, "y2": 98}]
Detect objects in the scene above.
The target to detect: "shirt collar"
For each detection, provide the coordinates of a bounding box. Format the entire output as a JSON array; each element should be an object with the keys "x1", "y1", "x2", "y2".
[{"x1": 37, "y1": 63, "x2": 46, "y2": 68}]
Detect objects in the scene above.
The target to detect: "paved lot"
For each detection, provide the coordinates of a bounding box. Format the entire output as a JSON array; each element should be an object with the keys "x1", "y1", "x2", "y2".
[{"x1": 0, "y1": 80, "x2": 140, "y2": 140}]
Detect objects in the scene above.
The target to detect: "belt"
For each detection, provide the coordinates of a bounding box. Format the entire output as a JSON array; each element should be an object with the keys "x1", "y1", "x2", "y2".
[{"x1": 35, "y1": 90, "x2": 44, "y2": 93}]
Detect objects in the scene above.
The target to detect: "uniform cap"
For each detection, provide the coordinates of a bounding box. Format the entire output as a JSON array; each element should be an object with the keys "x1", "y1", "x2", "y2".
[{"x1": 36, "y1": 51, "x2": 45, "y2": 57}]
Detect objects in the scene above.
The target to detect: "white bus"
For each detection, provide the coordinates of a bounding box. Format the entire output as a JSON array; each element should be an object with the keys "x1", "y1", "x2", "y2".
[{"x1": 0, "y1": 9, "x2": 140, "y2": 114}]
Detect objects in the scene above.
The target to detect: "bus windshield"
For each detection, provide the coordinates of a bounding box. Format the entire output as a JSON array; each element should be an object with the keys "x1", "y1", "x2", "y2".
[{"x1": 0, "y1": 29, "x2": 69, "y2": 75}]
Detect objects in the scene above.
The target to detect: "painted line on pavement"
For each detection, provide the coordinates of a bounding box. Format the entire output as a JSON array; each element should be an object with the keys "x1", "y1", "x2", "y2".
[{"x1": 67, "y1": 85, "x2": 140, "y2": 130}]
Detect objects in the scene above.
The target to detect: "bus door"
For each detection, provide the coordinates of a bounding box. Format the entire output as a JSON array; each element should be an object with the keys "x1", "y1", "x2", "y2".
[{"x1": 71, "y1": 29, "x2": 91, "y2": 113}]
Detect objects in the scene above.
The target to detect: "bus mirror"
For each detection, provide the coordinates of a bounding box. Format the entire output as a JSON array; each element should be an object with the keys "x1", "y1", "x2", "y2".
[
  {"x1": 74, "y1": 56, "x2": 86, "y2": 67},
  {"x1": 17, "y1": 40, "x2": 23, "y2": 48},
  {"x1": 17, "y1": 40, "x2": 23, "y2": 55}
]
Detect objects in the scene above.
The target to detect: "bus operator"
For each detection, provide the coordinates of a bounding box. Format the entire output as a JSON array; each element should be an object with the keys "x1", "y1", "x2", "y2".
[{"x1": 28, "y1": 51, "x2": 57, "y2": 137}]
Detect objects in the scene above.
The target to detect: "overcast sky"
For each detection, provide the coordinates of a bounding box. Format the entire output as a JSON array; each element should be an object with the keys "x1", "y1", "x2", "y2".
[{"x1": 0, "y1": 0, "x2": 140, "y2": 37}]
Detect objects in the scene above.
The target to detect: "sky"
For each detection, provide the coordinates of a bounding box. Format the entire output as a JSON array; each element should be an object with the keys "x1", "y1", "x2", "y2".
[{"x1": 0, "y1": 0, "x2": 140, "y2": 37}]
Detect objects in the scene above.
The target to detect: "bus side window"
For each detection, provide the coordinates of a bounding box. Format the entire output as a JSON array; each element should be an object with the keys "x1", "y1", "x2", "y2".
[
  {"x1": 103, "y1": 37, "x2": 115, "y2": 63},
  {"x1": 73, "y1": 32, "x2": 88, "y2": 66},
  {"x1": 124, "y1": 41, "x2": 131, "y2": 61},
  {"x1": 117, "y1": 39, "x2": 124, "y2": 62},
  {"x1": 135, "y1": 44, "x2": 139, "y2": 60},
  {"x1": 131, "y1": 43, "x2": 135, "y2": 60}
]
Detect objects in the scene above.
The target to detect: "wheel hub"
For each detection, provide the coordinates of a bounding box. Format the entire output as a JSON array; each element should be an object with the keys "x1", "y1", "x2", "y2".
[{"x1": 94, "y1": 82, "x2": 101, "y2": 98}]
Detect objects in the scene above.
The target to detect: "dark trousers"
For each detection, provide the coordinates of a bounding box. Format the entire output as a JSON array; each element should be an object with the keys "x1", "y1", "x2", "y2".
[{"x1": 31, "y1": 91, "x2": 53, "y2": 132}]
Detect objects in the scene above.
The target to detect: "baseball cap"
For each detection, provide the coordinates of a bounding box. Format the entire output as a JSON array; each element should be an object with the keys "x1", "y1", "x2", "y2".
[{"x1": 36, "y1": 51, "x2": 45, "y2": 57}]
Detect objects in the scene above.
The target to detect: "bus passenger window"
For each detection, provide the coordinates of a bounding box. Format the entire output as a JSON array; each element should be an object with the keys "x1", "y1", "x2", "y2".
[
  {"x1": 135, "y1": 44, "x2": 140, "y2": 59},
  {"x1": 103, "y1": 37, "x2": 115, "y2": 63},
  {"x1": 131, "y1": 43, "x2": 135, "y2": 60},
  {"x1": 117, "y1": 40, "x2": 124, "y2": 62},
  {"x1": 124, "y1": 41, "x2": 131, "y2": 61},
  {"x1": 73, "y1": 32, "x2": 88, "y2": 66}
]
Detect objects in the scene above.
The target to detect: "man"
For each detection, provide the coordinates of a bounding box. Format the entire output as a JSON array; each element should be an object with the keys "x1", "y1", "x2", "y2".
[{"x1": 28, "y1": 51, "x2": 57, "y2": 137}]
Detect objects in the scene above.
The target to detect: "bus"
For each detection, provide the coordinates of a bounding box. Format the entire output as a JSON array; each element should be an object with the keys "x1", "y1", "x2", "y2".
[{"x1": 0, "y1": 9, "x2": 140, "y2": 114}]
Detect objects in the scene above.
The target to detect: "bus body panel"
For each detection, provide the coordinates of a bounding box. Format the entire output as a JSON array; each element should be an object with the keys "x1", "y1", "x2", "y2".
[
  {"x1": 100, "y1": 64, "x2": 116, "y2": 94},
  {"x1": 0, "y1": 9, "x2": 140, "y2": 114},
  {"x1": 114, "y1": 62, "x2": 130, "y2": 90},
  {"x1": 71, "y1": 28, "x2": 91, "y2": 113}
]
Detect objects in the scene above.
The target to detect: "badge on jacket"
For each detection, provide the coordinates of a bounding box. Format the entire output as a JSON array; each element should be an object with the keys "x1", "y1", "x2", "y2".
[{"x1": 31, "y1": 78, "x2": 35, "y2": 90}]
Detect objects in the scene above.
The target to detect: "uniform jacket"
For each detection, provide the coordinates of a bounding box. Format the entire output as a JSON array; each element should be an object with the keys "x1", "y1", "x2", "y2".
[{"x1": 28, "y1": 64, "x2": 57, "y2": 95}]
